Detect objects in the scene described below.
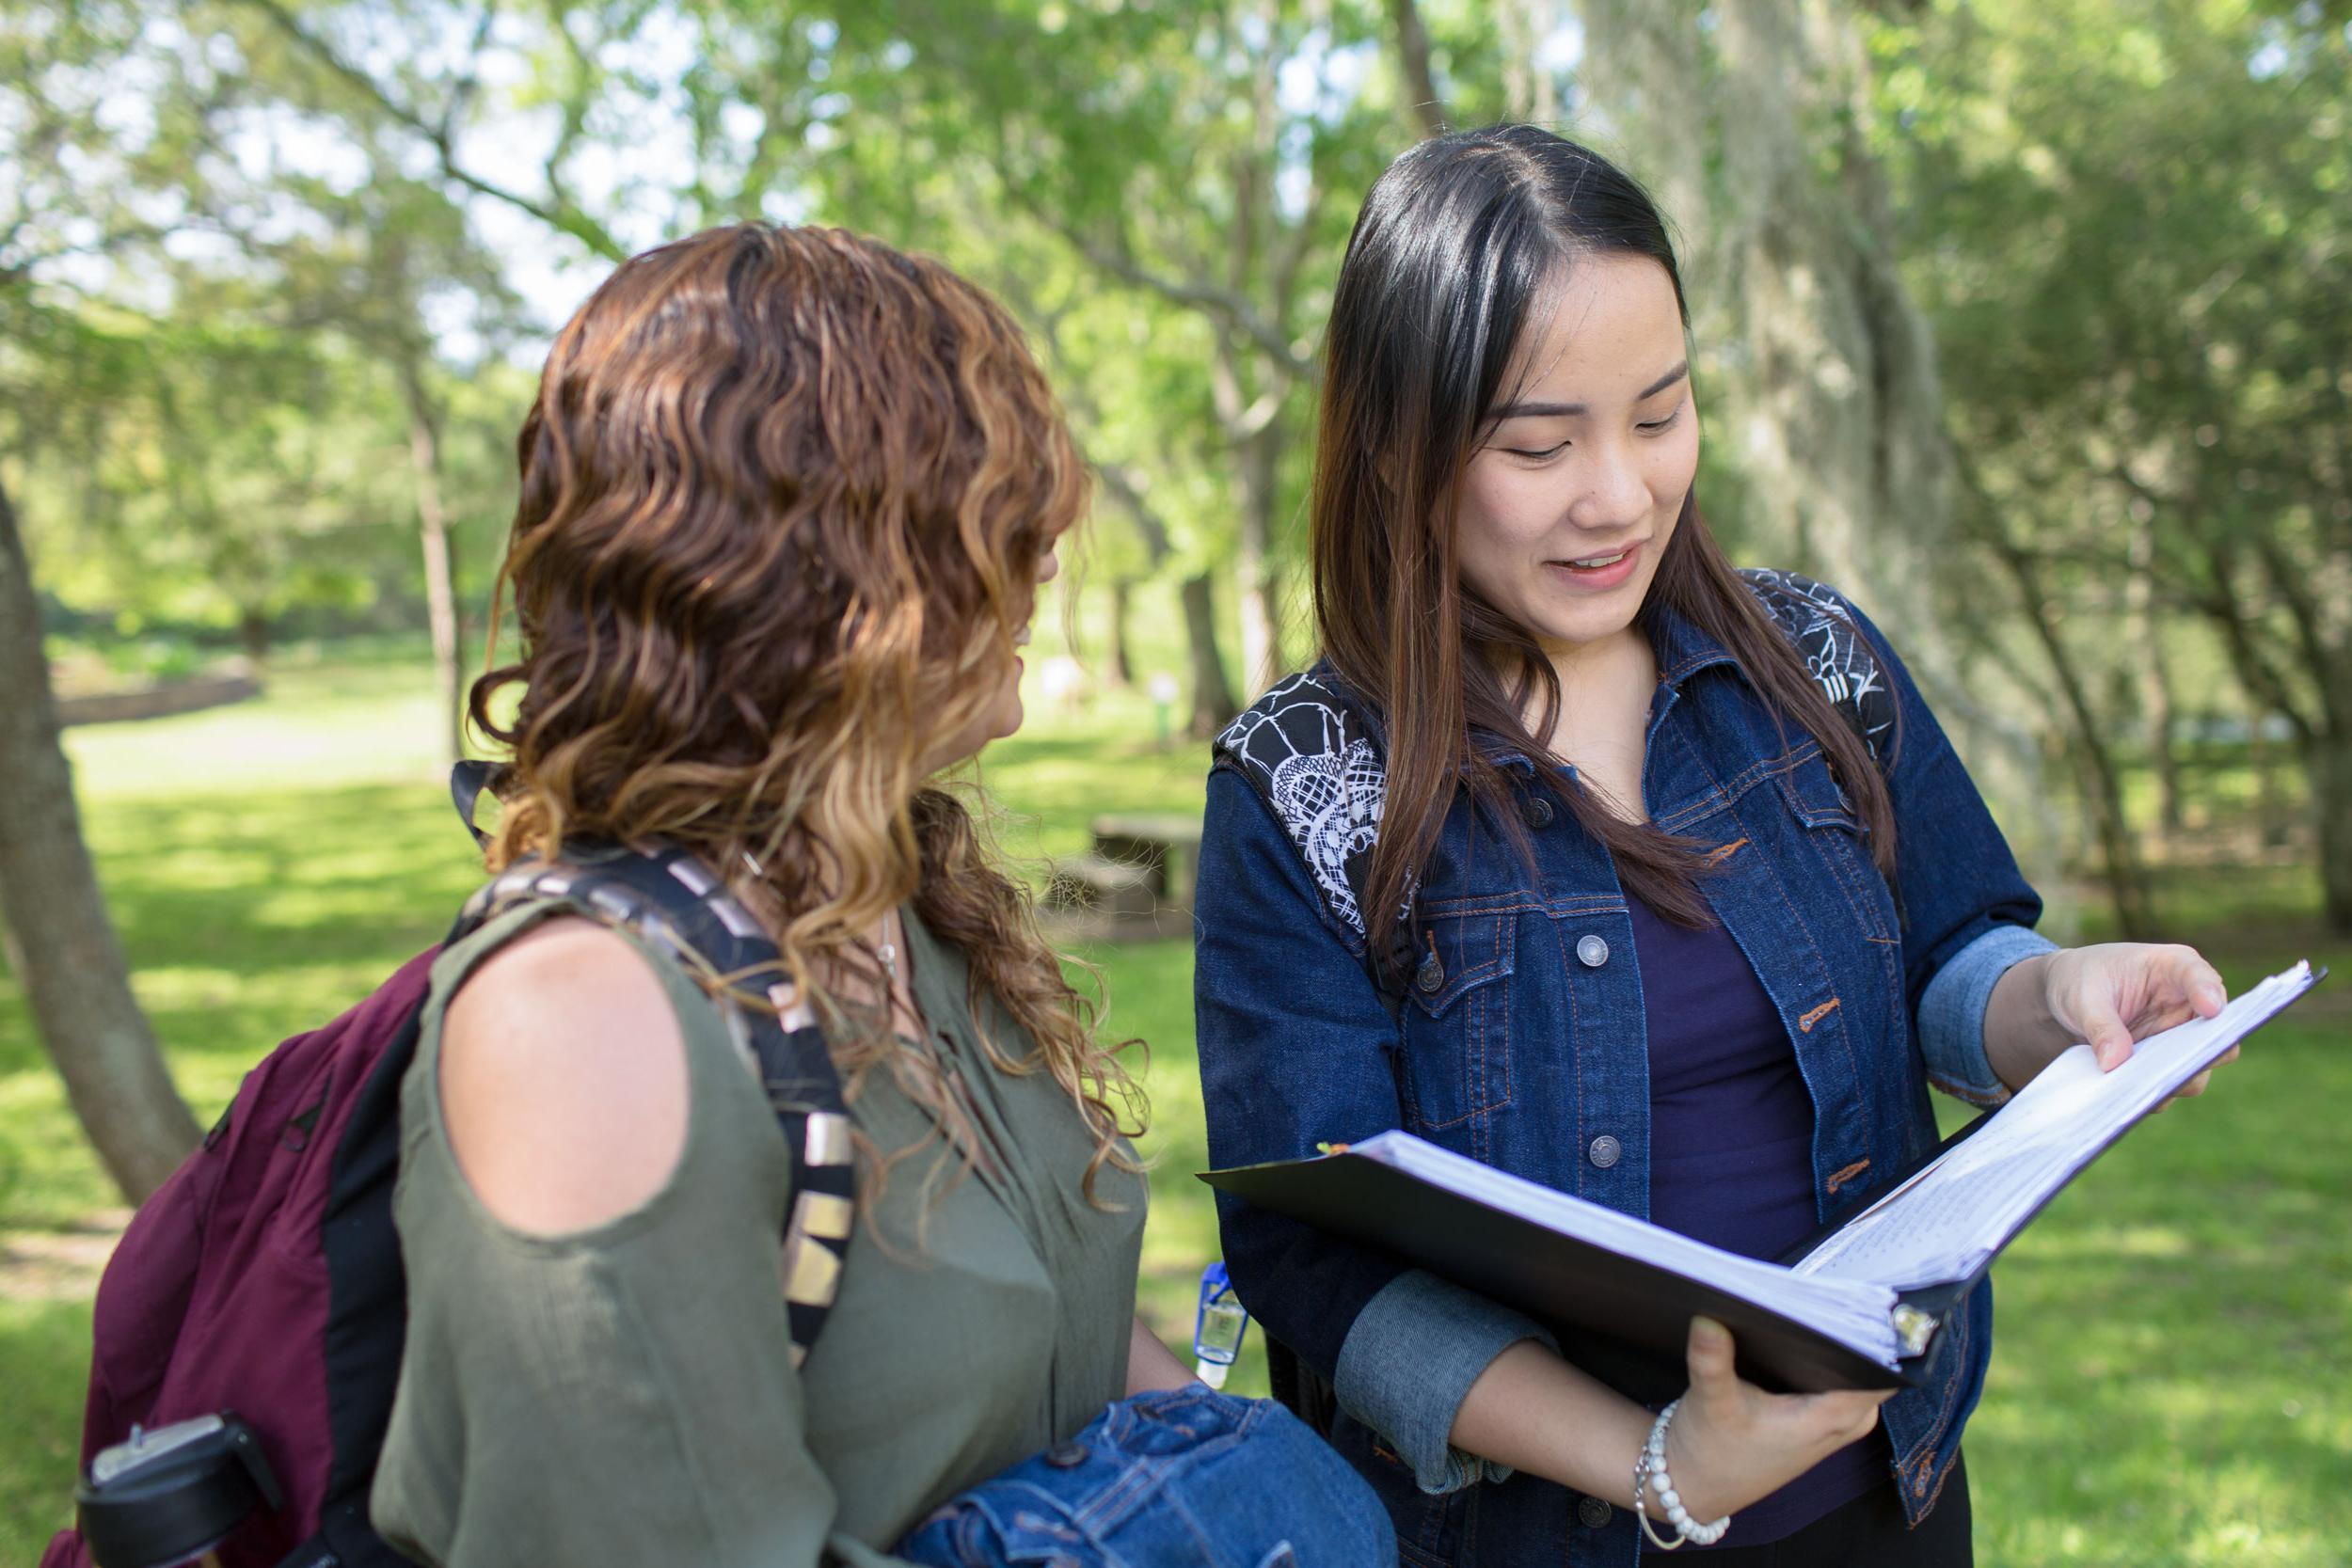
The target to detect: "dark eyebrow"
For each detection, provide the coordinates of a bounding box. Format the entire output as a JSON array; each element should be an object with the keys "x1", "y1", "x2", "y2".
[{"x1": 1487, "y1": 359, "x2": 1690, "y2": 421}]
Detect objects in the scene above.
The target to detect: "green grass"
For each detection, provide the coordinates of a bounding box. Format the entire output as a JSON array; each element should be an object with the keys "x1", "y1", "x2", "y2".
[{"x1": 4, "y1": 654, "x2": 2348, "y2": 1564}]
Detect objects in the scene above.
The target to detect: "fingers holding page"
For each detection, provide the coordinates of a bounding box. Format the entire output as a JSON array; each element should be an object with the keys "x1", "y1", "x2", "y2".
[{"x1": 2046, "y1": 942, "x2": 2232, "y2": 1070}]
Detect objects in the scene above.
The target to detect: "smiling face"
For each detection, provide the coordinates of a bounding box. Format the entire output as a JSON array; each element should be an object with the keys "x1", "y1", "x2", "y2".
[{"x1": 1454, "y1": 253, "x2": 1699, "y2": 666}]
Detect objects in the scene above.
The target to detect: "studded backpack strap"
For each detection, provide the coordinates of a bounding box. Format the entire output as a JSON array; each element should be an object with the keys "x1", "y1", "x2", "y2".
[
  {"x1": 1737, "y1": 568, "x2": 1899, "y2": 770},
  {"x1": 448, "y1": 834, "x2": 854, "y2": 1367}
]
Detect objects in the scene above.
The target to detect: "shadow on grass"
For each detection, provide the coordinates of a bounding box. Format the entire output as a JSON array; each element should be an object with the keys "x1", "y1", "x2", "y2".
[{"x1": 0, "y1": 782, "x2": 486, "y2": 1227}]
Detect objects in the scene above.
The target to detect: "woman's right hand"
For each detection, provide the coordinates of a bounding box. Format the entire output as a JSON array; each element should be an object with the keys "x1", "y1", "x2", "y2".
[{"x1": 1657, "y1": 1317, "x2": 1893, "y2": 1522}]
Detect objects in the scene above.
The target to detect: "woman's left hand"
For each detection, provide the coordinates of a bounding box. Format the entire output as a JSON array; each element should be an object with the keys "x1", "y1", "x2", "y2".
[{"x1": 2035, "y1": 942, "x2": 2234, "y2": 1105}]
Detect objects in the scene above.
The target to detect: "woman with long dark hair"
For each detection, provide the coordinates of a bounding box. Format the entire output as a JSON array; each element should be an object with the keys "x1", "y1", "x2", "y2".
[
  {"x1": 369, "y1": 224, "x2": 1389, "y2": 1567},
  {"x1": 1195, "y1": 125, "x2": 2233, "y2": 1565}
]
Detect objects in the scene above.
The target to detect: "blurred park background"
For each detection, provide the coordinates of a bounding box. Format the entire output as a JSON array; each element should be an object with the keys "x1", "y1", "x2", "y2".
[{"x1": 2, "y1": 0, "x2": 2348, "y2": 1562}]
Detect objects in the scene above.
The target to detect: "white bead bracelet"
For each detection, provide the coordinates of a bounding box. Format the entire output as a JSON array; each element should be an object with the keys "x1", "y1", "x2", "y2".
[{"x1": 1631, "y1": 1398, "x2": 1731, "y2": 1550}]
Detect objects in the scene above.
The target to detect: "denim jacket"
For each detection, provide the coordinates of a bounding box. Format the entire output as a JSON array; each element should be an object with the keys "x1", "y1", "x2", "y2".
[{"x1": 1192, "y1": 578, "x2": 2055, "y2": 1568}]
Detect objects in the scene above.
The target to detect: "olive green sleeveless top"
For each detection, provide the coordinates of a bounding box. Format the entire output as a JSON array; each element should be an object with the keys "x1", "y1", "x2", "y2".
[{"x1": 370, "y1": 898, "x2": 1145, "y2": 1568}]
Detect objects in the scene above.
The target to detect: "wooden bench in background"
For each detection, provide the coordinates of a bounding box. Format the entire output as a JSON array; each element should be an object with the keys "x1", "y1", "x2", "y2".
[{"x1": 1042, "y1": 812, "x2": 1203, "y2": 943}]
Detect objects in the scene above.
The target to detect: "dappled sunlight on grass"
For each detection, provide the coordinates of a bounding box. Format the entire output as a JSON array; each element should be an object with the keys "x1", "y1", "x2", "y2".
[
  {"x1": 1961, "y1": 989, "x2": 2352, "y2": 1566},
  {"x1": 63, "y1": 659, "x2": 453, "y2": 802},
  {"x1": 2009, "y1": 1222, "x2": 2192, "y2": 1260}
]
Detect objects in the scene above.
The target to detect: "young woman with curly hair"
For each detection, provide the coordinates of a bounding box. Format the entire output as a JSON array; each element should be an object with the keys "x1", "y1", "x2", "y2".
[{"x1": 368, "y1": 224, "x2": 1387, "y2": 1568}]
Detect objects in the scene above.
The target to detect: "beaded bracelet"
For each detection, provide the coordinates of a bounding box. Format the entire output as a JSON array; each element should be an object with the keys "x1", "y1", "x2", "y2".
[{"x1": 1631, "y1": 1398, "x2": 1731, "y2": 1550}]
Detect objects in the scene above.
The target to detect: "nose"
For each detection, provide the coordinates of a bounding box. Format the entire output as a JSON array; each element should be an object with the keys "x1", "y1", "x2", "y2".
[
  {"x1": 1036, "y1": 545, "x2": 1062, "y2": 586},
  {"x1": 1567, "y1": 442, "x2": 1651, "y2": 532}
]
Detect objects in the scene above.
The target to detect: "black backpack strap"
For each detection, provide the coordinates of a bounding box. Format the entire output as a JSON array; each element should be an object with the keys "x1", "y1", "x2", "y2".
[
  {"x1": 448, "y1": 838, "x2": 855, "y2": 1367},
  {"x1": 1737, "y1": 569, "x2": 1898, "y2": 768},
  {"x1": 449, "y1": 758, "x2": 501, "y2": 849}
]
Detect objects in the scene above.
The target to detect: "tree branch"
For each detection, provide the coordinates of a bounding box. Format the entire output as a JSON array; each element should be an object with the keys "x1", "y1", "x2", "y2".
[
  {"x1": 2245, "y1": 518, "x2": 2330, "y2": 675},
  {"x1": 986, "y1": 258, "x2": 1184, "y2": 561},
  {"x1": 1016, "y1": 192, "x2": 1314, "y2": 384},
  {"x1": 2174, "y1": 540, "x2": 2317, "y2": 743},
  {"x1": 233, "y1": 0, "x2": 627, "y2": 260},
  {"x1": 439, "y1": 2, "x2": 501, "y2": 143},
  {"x1": 1095, "y1": 462, "x2": 1174, "y2": 565},
  {"x1": 1268, "y1": 178, "x2": 1325, "y2": 323}
]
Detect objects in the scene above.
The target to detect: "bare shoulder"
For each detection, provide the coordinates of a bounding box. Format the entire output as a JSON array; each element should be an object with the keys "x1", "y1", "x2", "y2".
[{"x1": 437, "y1": 915, "x2": 691, "y2": 1236}]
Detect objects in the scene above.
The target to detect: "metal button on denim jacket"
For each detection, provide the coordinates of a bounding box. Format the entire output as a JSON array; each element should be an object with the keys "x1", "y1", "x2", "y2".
[{"x1": 1194, "y1": 585, "x2": 2049, "y2": 1568}]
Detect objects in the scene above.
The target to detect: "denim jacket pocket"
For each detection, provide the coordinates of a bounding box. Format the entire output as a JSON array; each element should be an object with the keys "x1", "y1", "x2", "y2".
[
  {"x1": 1775, "y1": 749, "x2": 1863, "y2": 832},
  {"x1": 1774, "y1": 758, "x2": 1897, "y2": 942},
  {"x1": 1399, "y1": 909, "x2": 1516, "y2": 1130}
]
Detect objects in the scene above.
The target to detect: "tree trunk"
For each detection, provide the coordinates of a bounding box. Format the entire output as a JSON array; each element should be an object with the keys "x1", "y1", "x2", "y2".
[
  {"x1": 2251, "y1": 704, "x2": 2289, "y2": 851},
  {"x1": 1499, "y1": 0, "x2": 1558, "y2": 123},
  {"x1": 1698, "y1": 2, "x2": 1954, "y2": 626},
  {"x1": 2127, "y1": 511, "x2": 2182, "y2": 844},
  {"x1": 2144, "y1": 638, "x2": 2183, "y2": 843},
  {"x1": 238, "y1": 607, "x2": 271, "y2": 663},
  {"x1": 403, "y1": 372, "x2": 464, "y2": 768},
  {"x1": 1993, "y1": 535, "x2": 2159, "y2": 938},
  {"x1": 2179, "y1": 527, "x2": 2345, "y2": 929},
  {"x1": 1581, "y1": 0, "x2": 1949, "y2": 639},
  {"x1": 1236, "y1": 418, "x2": 1284, "y2": 702},
  {"x1": 1580, "y1": 0, "x2": 2068, "y2": 911},
  {"x1": 1106, "y1": 579, "x2": 1136, "y2": 689},
  {"x1": 2303, "y1": 585, "x2": 2352, "y2": 932},
  {"x1": 2314, "y1": 695, "x2": 2352, "y2": 930},
  {"x1": 1099, "y1": 464, "x2": 1241, "y2": 739},
  {"x1": 0, "y1": 476, "x2": 199, "y2": 1202},
  {"x1": 1181, "y1": 572, "x2": 1241, "y2": 738},
  {"x1": 1389, "y1": 0, "x2": 1446, "y2": 136},
  {"x1": 2312, "y1": 725, "x2": 2352, "y2": 933}
]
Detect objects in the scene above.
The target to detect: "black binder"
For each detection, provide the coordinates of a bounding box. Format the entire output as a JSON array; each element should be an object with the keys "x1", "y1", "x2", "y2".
[
  {"x1": 1203, "y1": 962, "x2": 2321, "y2": 1394},
  {"x1": 1205, "y1": 1138, "x2": 1949, "y2": 1393}
]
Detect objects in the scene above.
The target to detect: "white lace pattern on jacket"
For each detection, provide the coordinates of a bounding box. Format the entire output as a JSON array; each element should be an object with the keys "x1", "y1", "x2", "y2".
[{"x1": 1216, "y1": 672, "x2": 1387, "y2": 940}]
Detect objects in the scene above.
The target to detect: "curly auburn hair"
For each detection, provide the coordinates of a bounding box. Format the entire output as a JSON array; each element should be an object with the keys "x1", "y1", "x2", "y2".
[{"x1": 470, "y1": 222, "x2": 1142, "y2": 1205}]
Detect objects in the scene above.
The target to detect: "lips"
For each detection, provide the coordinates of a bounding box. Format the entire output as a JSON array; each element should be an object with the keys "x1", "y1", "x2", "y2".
[{"x1": 1544, "y1": 539, "x2": 1645, "y2": 591}]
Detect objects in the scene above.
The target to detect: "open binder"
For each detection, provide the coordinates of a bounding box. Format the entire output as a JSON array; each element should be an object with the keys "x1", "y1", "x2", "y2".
[{"x1": 1202, "y1": 962, "x2": 2320, "y2": 1393}]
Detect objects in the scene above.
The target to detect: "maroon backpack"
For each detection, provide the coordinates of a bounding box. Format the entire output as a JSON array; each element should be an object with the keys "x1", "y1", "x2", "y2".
[{"x1": 45, "y1": 814, "x2": 856, "y2": 1568}]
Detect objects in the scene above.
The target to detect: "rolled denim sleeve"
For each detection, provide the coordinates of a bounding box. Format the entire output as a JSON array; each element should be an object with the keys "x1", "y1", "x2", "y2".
[
  {"x1": 1915, "y1": 923, "x2": 2058, "y2": 1105},
  {"x1": 1333, "y1": 1270, "x2": 1557, "y2": 1495}
]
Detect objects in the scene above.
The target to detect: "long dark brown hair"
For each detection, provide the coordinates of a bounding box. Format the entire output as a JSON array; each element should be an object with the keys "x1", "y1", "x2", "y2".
[
  {"x1": 471, "y1": 223, "x2": 1142, "y2": 1202},
  {"x1": 1312, "y1": 126, "x2": 1897, "y2": 977}
]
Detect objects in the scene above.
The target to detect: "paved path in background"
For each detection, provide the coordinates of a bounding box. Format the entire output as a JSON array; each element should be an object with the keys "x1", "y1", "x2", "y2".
[{"x1": 0, "y1": 1211, "x2": 126, "y2": 1303}]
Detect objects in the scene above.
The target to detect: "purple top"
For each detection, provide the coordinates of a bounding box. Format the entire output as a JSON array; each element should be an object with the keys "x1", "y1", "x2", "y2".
[{"x1": 1628, "y1": 894, "x2": 1891, "y2": 1546}]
